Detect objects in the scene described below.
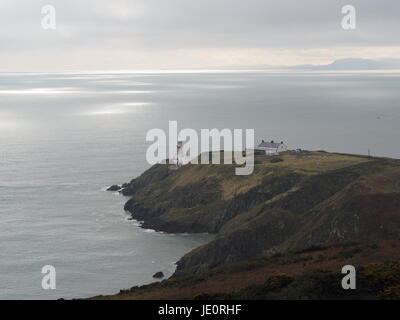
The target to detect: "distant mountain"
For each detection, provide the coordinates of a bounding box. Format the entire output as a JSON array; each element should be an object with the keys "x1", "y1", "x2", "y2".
[
  {"x1": 295, "y1": 58, "x2": 400, "y2": 70},
  {"x1": 216, "y1": 58, "x2": 400, "y2": 71}
]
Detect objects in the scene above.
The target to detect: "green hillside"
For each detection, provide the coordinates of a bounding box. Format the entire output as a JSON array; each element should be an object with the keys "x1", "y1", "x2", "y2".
[{"x1": 119, "y1": 151, "x2": 400, "y2": 279}]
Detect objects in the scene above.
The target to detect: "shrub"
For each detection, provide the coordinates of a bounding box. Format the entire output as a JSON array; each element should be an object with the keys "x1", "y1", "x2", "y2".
[
  {"x1": 379, "y1": 285, "x2": 400, "y2": 300},
  {"x1": 263, "y1": 274, "x2": 294, "y2": 292}
]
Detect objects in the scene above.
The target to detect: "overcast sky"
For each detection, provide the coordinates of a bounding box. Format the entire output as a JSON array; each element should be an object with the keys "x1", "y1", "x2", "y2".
[{"x1": 0, "y1": 0, "x2": 399, "y2": 71}]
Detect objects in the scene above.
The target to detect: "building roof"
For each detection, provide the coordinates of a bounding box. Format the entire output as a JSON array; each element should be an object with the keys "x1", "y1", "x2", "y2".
[{"x1": 257, "y1": 141, "x2": 283, "y2": 149}]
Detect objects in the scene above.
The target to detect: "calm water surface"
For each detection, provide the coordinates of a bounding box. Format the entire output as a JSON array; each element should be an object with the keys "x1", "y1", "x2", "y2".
[{"x1": 0, "y1": 71, "x2": 399, "y2": 299}]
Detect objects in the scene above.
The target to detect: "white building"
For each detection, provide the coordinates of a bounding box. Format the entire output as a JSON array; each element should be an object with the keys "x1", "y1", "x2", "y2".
[{"x1": 256, "y1": 140, "x2": 287, "y2": 155}]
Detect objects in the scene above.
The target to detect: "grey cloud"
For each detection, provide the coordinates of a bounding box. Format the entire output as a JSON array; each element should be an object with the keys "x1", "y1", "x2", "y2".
[
  {"x1": 0, "y1": 0, "x2": 399, "y2": 51},
  {"x1": 0, "y1": 0, "x2": 399, "y2": 71}
]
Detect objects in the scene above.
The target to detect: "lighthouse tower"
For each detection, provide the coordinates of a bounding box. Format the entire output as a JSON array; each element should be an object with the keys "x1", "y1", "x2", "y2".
[{"x1": 176, "y1": 141, "x2": 183, "y2": 167}]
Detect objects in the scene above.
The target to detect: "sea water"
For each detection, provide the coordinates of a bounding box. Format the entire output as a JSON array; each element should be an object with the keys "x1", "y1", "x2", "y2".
[{"x1": 0, "y1": 71, "x2": 399, "y2": 299}]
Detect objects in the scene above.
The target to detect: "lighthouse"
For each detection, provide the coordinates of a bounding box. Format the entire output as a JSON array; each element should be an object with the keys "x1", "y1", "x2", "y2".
[{"x1": 176, "y1": 140, "x2": 183, "y2": 167}]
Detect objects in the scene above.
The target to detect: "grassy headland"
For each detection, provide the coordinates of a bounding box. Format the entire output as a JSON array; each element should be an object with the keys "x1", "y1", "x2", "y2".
[{"x1": 95, "y1": 151, "x2": 400, "y2": 299}]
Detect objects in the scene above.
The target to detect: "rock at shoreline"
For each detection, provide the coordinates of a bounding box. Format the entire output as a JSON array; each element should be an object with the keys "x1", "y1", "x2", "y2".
[
  {"x1": 152, "y1": 272, "x2": 164, "y2": 279},
  {"x1": 107, "y1": 185, "x2": 121, "y2": 191}
]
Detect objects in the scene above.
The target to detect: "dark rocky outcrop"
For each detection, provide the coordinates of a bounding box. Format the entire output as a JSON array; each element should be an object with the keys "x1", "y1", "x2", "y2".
[
  {"x1": 107, "y1": 185, "x2": 122, "y2": 191},
  {"x1": 152, "y1": 272, "x2": 164, "y2": 279}
]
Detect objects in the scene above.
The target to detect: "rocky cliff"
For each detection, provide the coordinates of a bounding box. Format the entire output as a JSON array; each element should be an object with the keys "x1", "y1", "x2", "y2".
[{"x1": 118, "y1": 152, "x2": 400, "y2": 278}]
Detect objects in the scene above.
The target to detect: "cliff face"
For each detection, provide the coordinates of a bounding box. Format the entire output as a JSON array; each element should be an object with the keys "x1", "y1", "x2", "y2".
[{"x1": 120, "y1": 152, "x2": 400, "y2": 277}]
